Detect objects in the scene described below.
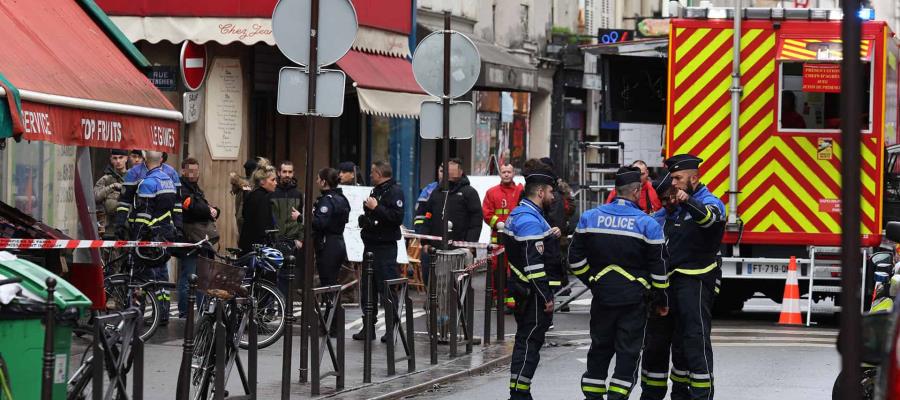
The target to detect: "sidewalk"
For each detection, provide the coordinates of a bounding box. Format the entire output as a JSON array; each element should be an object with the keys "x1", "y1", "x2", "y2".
[{"x1": 70, "y1": 269, "x2": 524, "y2": 399}]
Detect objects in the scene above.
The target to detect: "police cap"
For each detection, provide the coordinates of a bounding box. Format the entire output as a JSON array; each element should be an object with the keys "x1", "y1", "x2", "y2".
[
  {"x1": 525, "y1": 170, "x2": 557, "y2": 187},
  {"x1": 664, "y1": 154, "x2": 703, "y2": 173},
  {"x1": 337, "y1": 161, "x2": 356, "y2": 173},
  {"x1": 615, "y1": 166, "x2": 642, "y2": 187},
  {"x1": 654, "y1": 172, "x2": 672, "y2": 193},
  {"x1": 110, "y1": 149, "x2": 128, "y2": 156}
]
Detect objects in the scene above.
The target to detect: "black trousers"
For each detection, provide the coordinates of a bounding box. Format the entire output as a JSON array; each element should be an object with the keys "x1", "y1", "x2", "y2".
[
  {"x1": 360, "y1": 242, "x2": 399, "y2": 330},
  {"x1": 509, "y1": 292, "x2": 552, "y2": 400},
  {"x1": 640, "y1": 312, "x2": 689, "y2": 400},
  {"x1": 670, "y1": 274, "x2": 716, "y2": 400},
  {"x1": 315, "y1": 235, "x2": 346, "y2": 286},
  {"x1": 581, "y1": 300, "x2": 647, "y2": 400}
]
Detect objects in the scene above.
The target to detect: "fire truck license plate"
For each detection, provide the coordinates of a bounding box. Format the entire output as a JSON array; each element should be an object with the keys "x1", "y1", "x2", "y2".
[{"x1": 747, "y1": 264, "x2": 788, "y2": 275}]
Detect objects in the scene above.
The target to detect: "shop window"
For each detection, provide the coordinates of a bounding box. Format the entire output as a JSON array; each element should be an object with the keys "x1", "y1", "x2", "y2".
[{"x1": 777, "y1": 39, "x2": 873, "y2": 133}]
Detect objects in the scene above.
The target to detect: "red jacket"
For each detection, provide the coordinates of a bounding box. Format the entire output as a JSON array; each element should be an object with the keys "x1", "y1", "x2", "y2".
[
  {"x1": 482, "y1": 182, "x2": 523, "y2": 243},
  {"x1": 606, "y1": 180, "x2": 661, "y2": 213}
]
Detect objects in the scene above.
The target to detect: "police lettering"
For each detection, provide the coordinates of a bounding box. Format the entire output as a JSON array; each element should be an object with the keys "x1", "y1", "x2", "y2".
[
  {"x1": 596, "y1": 215, "x2": 636, "y2": 230},
  {"x1": 151, "y1": 126, "x2": 175, "y2": 149},
  {"x1": 81, "y1": 118, "x2": 122, "y2": 143},
  {"x1": 22, "y1": 110, "x2": 51, "y2": 135}
]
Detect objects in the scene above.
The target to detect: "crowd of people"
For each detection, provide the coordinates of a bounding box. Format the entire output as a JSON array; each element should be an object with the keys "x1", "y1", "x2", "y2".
[{"x1": 94, "y1": 149, "x2": 724, "y2": 400}]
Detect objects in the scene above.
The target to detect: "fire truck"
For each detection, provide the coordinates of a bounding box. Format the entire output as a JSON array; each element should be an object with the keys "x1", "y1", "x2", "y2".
[{"x1": 665, "y1": 5, "x2": 900, "y2": 323}]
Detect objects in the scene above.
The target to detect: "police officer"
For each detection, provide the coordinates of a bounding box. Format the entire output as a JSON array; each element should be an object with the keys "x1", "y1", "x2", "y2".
[
  {"x1": 661, "y1": 154, "x2": 726, "y2": 400},
  {"x1": 504, "y1": 160, "x2": 559, "y2": 400},
  {"x1": 568, "y1": 166, "x2": 667, "y2": 400},
  {"x1": 312, "y1": 167, "x2": 351, "y2": 287},
  {"x1": 640, "y1": 172, "x2": 683, "y2": 400},
  {"x1": 354, "y1": 160, "x2": 405, "y2": 342},
  {"x1": 123, "y1": 151, "x2": 182, "y2": 323}
]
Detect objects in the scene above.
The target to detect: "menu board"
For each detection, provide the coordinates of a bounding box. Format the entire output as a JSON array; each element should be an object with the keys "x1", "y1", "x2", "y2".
[{"x1": 204, "y1": 58, "x2": 243, "y2": 160}]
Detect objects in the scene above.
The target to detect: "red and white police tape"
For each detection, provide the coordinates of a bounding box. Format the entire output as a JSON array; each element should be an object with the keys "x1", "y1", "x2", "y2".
[
  {"x1": 0, "y1": 238, "x2": 203, "y2": 250},
  {"x1": 401, "y1": 231, "x2": 501, "y2": 250}
]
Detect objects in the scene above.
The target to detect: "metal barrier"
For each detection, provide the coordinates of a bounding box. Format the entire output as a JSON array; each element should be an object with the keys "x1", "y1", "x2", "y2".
[
  {"x1": 176, "y1": 275, "x2": 199, "y2": 400},
  {"x1": 280, "y1": 255, "x2": 296, "y2": 400},
  {"x1": 211, "y1": 295, "x2": 258, "y2": 400},
  {"x1": 449, "y1": 270, "x2": 474, "y2": 357},
  {"x1": 361, "y1": 252, "x2": 375, "y2": 383},
  {"x1": 310, "y1": 284, "x2": 345, "y2": 395},
  {"x1": 427, "y1": 249, "x2": 438, "y2": 365},
  {"x1": 384, "y1": 278, "x2": 415, "y2": 375},
  {"x1": 483, "y1": 256, "x2": 492, "y2": 346},
  {"x1": 495, "y1": 252, "x2": 507, "y2": 342},
  {"x1": 88, "y1": 308, "x2": 145, "y2": 400}
]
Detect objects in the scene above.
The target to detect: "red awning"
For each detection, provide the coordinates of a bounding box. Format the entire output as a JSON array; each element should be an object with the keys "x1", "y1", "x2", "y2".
[
  {"x1": 337, "y1": 51, "x2": 425, "y2": 94},
  {"x1": 0, "y1": 0, "x2": 181, "y2": 152}
]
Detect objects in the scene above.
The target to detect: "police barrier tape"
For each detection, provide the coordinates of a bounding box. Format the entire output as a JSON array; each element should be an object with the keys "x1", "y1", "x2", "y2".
[
  {"x1": 0, "y1": 238, "x2": 203, "y2": 250},
  {"x1": 401, "y1": 231, "x2": 501, "y2": 250},
  {"x1": 461, "y1": 247, "x2": 506, "y2": 273}
]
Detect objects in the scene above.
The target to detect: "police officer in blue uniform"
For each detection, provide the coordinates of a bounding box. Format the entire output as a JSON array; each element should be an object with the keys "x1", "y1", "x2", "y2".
[
  {"x1": 639, "y1": 172, "x2": 684, "y2": 400},
  {"x1": 312, "y1": 168, "x2": 351, "y2": 287},
  {"x1": 659, "y1": 154, "x2": 725, "y2": 400},
  {"x1": 124, "y1": 151, "x2": 182, "y2": 323},
  {"x1": 114, "y1": 151, "x2": 181, "y2": 240},
  {"x1": 504, "y1": 161, "x2": 559, "y2": 400},
  {"x1": 354, "y1": 160, "x2": 405, "y2": 342},
  {"x1": 568, "y1": 166, "x2": 667, "y2": 399}
]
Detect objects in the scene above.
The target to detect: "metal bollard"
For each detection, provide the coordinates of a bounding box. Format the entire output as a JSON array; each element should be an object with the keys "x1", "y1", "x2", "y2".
[
  {"x1": 496, "y1": 252, "x2": 506, "y2": 341},
  {"x1": 133, "y1": 309, "x2": 145, "y2": 400},
  {"x1": 248, "y1": 295, "x2": 258, "y2": 399},
  {"x1": 40, "y1": 277, "x2": 56, "y2": 400},
  {"x1": 177, "y1": 275, "x2": 198, "y2": 400},
  {"x1": 213, "y1": 302, "x2": 226, "y2": 400},
  {"x1": 280, "y1": 255, "x2": 296, "y2": 400},
  {"x1": 384, "y1": 278, "x2": 415, "y2": 376},
  {"x1": 428, "y1": 248, "x2": 438, "y2": 364},
  {"x1": 449, "y1": 272, "x2": 459, "y2": 358},
  {"x1": 299, "y1": 254, "x2": 309, "y2": 384},
  {"x1": 363, "y1": 252, "x2": 375, "y2": 383},
  {"x1": 483, "y1": 255, "x2": 493, "y2": 346}
]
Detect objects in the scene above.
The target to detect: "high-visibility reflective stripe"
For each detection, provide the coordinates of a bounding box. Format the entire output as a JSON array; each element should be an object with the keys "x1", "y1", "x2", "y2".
[
  {"x1": 524, "y1": 264, "x2": 545, "y2": 272},
  {"x1": 512, "y1": 375, "x2": 531, "y2": 383},
  {"x1": 871, "y1": 298, "x2": 893, "y2": 312},
  {"x1": 641, "y1": 376, "x2": 668, "y2": 387},
  {"x1": 495, "y1": 208, "x2": 510, "y2": 215},
  {"x1": 609, "y1": 378, "x2": 631, "y2": 387},
  {"x1": 608, "y1": 385, "x2": 629, "y2": 395},
  {"x1": 489, "y1": 215, "x2": 499, "y2": 227},
  {"x1": 413, "y1": 219, "x2": 424, "y2": 225},
  {"x1": 652, "y1": 281, "x2": 669, "y2": 289},
  {"x1": 582, "y1": 377, "x2": 605, "y2": 385},
  {"x1": 671, "y1": 368, "x2": 688, "y2": 376},
  {"x1": 651, "y1": 274, "x2": 668, "y2": 281},
  {"x1": 116, "y1": 207, "x2": 130, "y2": 213},
  {"x1": 504, "y1": 297, "x2": 516, "y2": 304},
  {"x1": 588, "y1": 265, "x2": 650, "y2": 289},
  {"x1": 526, "y1": 271, "x2": 546, "y2": 280},
  {"x1": 491, "y1": 236, "x2": 498, "y2": 243},
  {"x1": 690, "y1": 381, "x2": 712, "y2": 388},
  {"x1": 690, "y1": 373, "x2": 711, "y2": 380},
  {"x1": 695, "y1": 207, "x2": 713, "y2": 225},
  {"x1": 133, "y1": 211, "x2": 173, "y2": 226},
  {"x1": 672, "y1": 262, "x2": 718, "y2": 276},
  {"x1": 549, "y1": 280, "x2": 562, "y2": 286},
  {"x1": 573, "y1": 265, "x2": 590, "y2": 276},
  {"x1": 642, "y1": 369, "x2": 668, "y2": 379},
  {"x1": 582, "y1": 386, "x2": 607, "y2": 393},
  {"x1": 173, "y1": 208, "x2": 182, "y2": 213},
  {"x1": 670, "y1": 374, "x2": 689, "y2": 384},
  {"x1": 509, "y1": 382, "x2": 530, "y2": 390}
]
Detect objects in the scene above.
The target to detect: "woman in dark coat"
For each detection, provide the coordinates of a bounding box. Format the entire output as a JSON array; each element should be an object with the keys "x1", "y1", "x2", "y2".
[
  {"x1": 238, "y1": 166, "x2": 278, "y2": 253},
  {"x1": 312, "y1": 168, "x2": 350, "y2": 286}
]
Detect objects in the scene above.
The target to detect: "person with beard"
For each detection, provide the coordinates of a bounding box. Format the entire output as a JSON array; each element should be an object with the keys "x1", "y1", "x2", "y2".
[
  {"x1": 94, "y1": 149, "x2": 129, "y2": 237},
  {"x1": 271, "y1": 160, "x2": 304, "y2": 295},
  {"x1": 420, "y1": 158, "x2": 482, "y2": 249},
  {"x1": 312, "y1": 168, "x2": 350, "y2": 287},
  {"x1": 503, "y1": 159, "x2": 559, "y2": 400}
]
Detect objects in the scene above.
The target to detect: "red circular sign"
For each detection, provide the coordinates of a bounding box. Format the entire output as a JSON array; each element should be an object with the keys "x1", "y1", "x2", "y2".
[{"x1": 180, "y1": 41, "x2": 207, "y2": 91}]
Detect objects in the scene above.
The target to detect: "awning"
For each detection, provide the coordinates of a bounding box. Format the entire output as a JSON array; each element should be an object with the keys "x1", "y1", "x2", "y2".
[
  {"x1": 776, "y1": 38, "x2": 874, "y2": 61},
  {"x1": 337, "y1": 50, "x2": 434, "y2": 119},
  {"x1": 110, "y1": 16, "x2": 412, "y2": 57},
  {"x1": 0, "y1": 0, "x2": 181, "y2": 152},
  {"x1": 472, "y1": 39, "x2": 538, "y2": 92}
]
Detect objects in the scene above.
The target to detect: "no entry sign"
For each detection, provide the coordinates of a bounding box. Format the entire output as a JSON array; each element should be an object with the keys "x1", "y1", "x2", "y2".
[{"x1": 180, "y1": 41, "x2": 208, "y2": 91}]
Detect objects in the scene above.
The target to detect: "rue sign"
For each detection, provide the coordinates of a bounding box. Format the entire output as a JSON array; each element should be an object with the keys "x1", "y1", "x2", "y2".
[{"x1": 180, "y1": 41, "x2": 208, "y2": 91}]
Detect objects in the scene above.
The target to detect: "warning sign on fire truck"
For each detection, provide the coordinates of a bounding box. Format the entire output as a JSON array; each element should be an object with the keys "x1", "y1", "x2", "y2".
[{"x1": 802, "y1": 63, "x2": 841, "y2": 93}]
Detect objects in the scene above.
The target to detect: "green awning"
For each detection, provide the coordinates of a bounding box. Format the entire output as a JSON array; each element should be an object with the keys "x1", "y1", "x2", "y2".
[{"x1": 0, "y1": 72, "x2": 23, "y2": 140}]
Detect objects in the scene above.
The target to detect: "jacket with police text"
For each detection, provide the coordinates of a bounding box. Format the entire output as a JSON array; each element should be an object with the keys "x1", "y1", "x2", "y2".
[
  {"x1": 568, "y1": 198, "x2": 666, "y2": 306},
  {"x1": 128, "y1": 166, "x2": 182, "y2": 241}
]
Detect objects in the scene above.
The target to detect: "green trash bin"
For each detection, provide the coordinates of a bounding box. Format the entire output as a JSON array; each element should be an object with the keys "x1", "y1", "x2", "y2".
[{"x1": 0, "y1": 252, "x2": 91, "y2": 400}]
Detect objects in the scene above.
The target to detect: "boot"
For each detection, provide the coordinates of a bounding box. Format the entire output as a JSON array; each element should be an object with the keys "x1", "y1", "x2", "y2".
[{"x1": 352, "y1": 327, "x2": 375, "y2": 341}]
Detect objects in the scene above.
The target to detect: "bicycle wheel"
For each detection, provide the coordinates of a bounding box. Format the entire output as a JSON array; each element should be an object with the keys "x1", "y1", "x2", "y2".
[
  {"x1": 239, "y1": 281, "x2": 286, "y2": 349},
  {"x1": 104, "y1": 276, "x2": 161, "y2": 341},
  {"x1": 66, "y1": 354, "x2": 94, "y2": 400}
]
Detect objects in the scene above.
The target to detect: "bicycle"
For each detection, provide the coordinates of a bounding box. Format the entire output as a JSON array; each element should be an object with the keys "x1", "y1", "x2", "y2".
[
  {"x1": 101, "y1": 248, "x2": 176, "y2": 341},
  {"x1": 67, "y1": 307, "x2": 143, "y2": 400}
]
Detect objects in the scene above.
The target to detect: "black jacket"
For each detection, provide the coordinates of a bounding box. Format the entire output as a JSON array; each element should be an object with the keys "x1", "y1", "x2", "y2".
[
  {"x1": 312, "y1": 188, "x2": 351, "y2": 243},
  {"x1": 421, "y1": 175, "x2": 482, "y2": 244},
  {"x1": 660, "y1": 184, "x2": 726, "y2": 281},
  {"x1": 180, "y1": 178, "x2": 218, "y2": 225},
  {"x1": 239, "y1": 187, "x2": 275, "y2": 252},
  {"x1": 360, "y1": 178, "x2": 405, "y2": 245}
]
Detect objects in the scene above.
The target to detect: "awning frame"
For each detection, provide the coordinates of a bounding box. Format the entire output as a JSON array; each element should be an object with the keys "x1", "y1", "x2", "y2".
[{"x1": 0, "y1": 87, "x2": 183, "y2": 121}]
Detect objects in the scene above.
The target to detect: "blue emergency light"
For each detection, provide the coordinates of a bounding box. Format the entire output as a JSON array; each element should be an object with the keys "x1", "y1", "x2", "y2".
[{"x1": 858, "y1": 8, "x2": 875, "y2": 20}]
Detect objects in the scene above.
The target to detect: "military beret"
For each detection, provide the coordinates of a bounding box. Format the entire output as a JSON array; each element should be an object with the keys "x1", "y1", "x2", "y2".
[
  {"x1": 665, "y1": 154, "x2": 703, "y2": 173},
  {"x1": 615, "y1": 166, "x2": 642, "y2": 187}
]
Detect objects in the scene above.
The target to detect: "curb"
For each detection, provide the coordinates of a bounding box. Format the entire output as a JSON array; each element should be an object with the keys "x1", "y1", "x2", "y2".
[{"x1": 368, "y1": 352, "x2": 513, "y2": 400}]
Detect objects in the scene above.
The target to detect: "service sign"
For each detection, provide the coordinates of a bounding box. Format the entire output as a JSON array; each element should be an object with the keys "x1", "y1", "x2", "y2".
[{"x1": 802, "y1": 63, "x2": 841, "y2": 93}]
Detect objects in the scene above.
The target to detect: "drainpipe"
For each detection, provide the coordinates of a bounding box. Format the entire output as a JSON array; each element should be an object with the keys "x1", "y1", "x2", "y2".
[{"x1": 727, "y1": 0, "x2": 742, "y2": 227}]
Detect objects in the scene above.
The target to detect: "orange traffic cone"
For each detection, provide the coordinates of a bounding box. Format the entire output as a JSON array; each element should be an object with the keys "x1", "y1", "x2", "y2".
[{"x1": 778, "y1": 256, "x2": 803, "y2": 325}]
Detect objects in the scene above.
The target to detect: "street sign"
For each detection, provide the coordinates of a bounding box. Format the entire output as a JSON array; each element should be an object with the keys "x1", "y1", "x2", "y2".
[
  {"x1": 412, "y1": 31, "x2": 481, "y2": 98},
  {"x1": 276, "y1": 67, "x2": 346, "y2": 117},
  {"x1": 183, "y1": 91, "x2": 202, "y2": 124},
  {"x1": 419, "y1": 101, "x2": 475, "y2": 139},
  {"x1": 272, "y1": 0, "x2": 357, "y2": 67},
  {"x1": 180, "y1": 41, "x2": 208, "y2": 91}
]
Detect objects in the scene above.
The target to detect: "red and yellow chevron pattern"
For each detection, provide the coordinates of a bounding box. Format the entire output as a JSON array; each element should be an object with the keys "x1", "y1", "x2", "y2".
[
  {"x1": 777, "y1": 38, "x2": 873, "y2": 61},
  {"x1": 667, "y1": 23, "x2": 884, "y2": 245}
]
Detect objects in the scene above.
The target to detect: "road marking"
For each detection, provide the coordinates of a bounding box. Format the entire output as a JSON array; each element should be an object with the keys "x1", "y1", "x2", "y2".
[
  {"x1": 713, "y1": 343, "x2": 833, "y2": 348},
  {"x1": 711, "y1": 335, "x2": 835, "y2": 343},
  {"x1": 712, "y1": 328, "x2": 837, "y2": 336}
]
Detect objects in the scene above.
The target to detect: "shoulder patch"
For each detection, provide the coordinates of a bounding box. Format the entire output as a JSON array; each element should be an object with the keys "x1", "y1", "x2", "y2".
[
  {"x1": 396, "y1": 199, "x2": 403, "y2": 207},
  {"x1": 535, "y1": 241, "x2": 545, "y2": 254},
  {"x1": 320, "y1": 206, "x2": 329, "y2": 213}
]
